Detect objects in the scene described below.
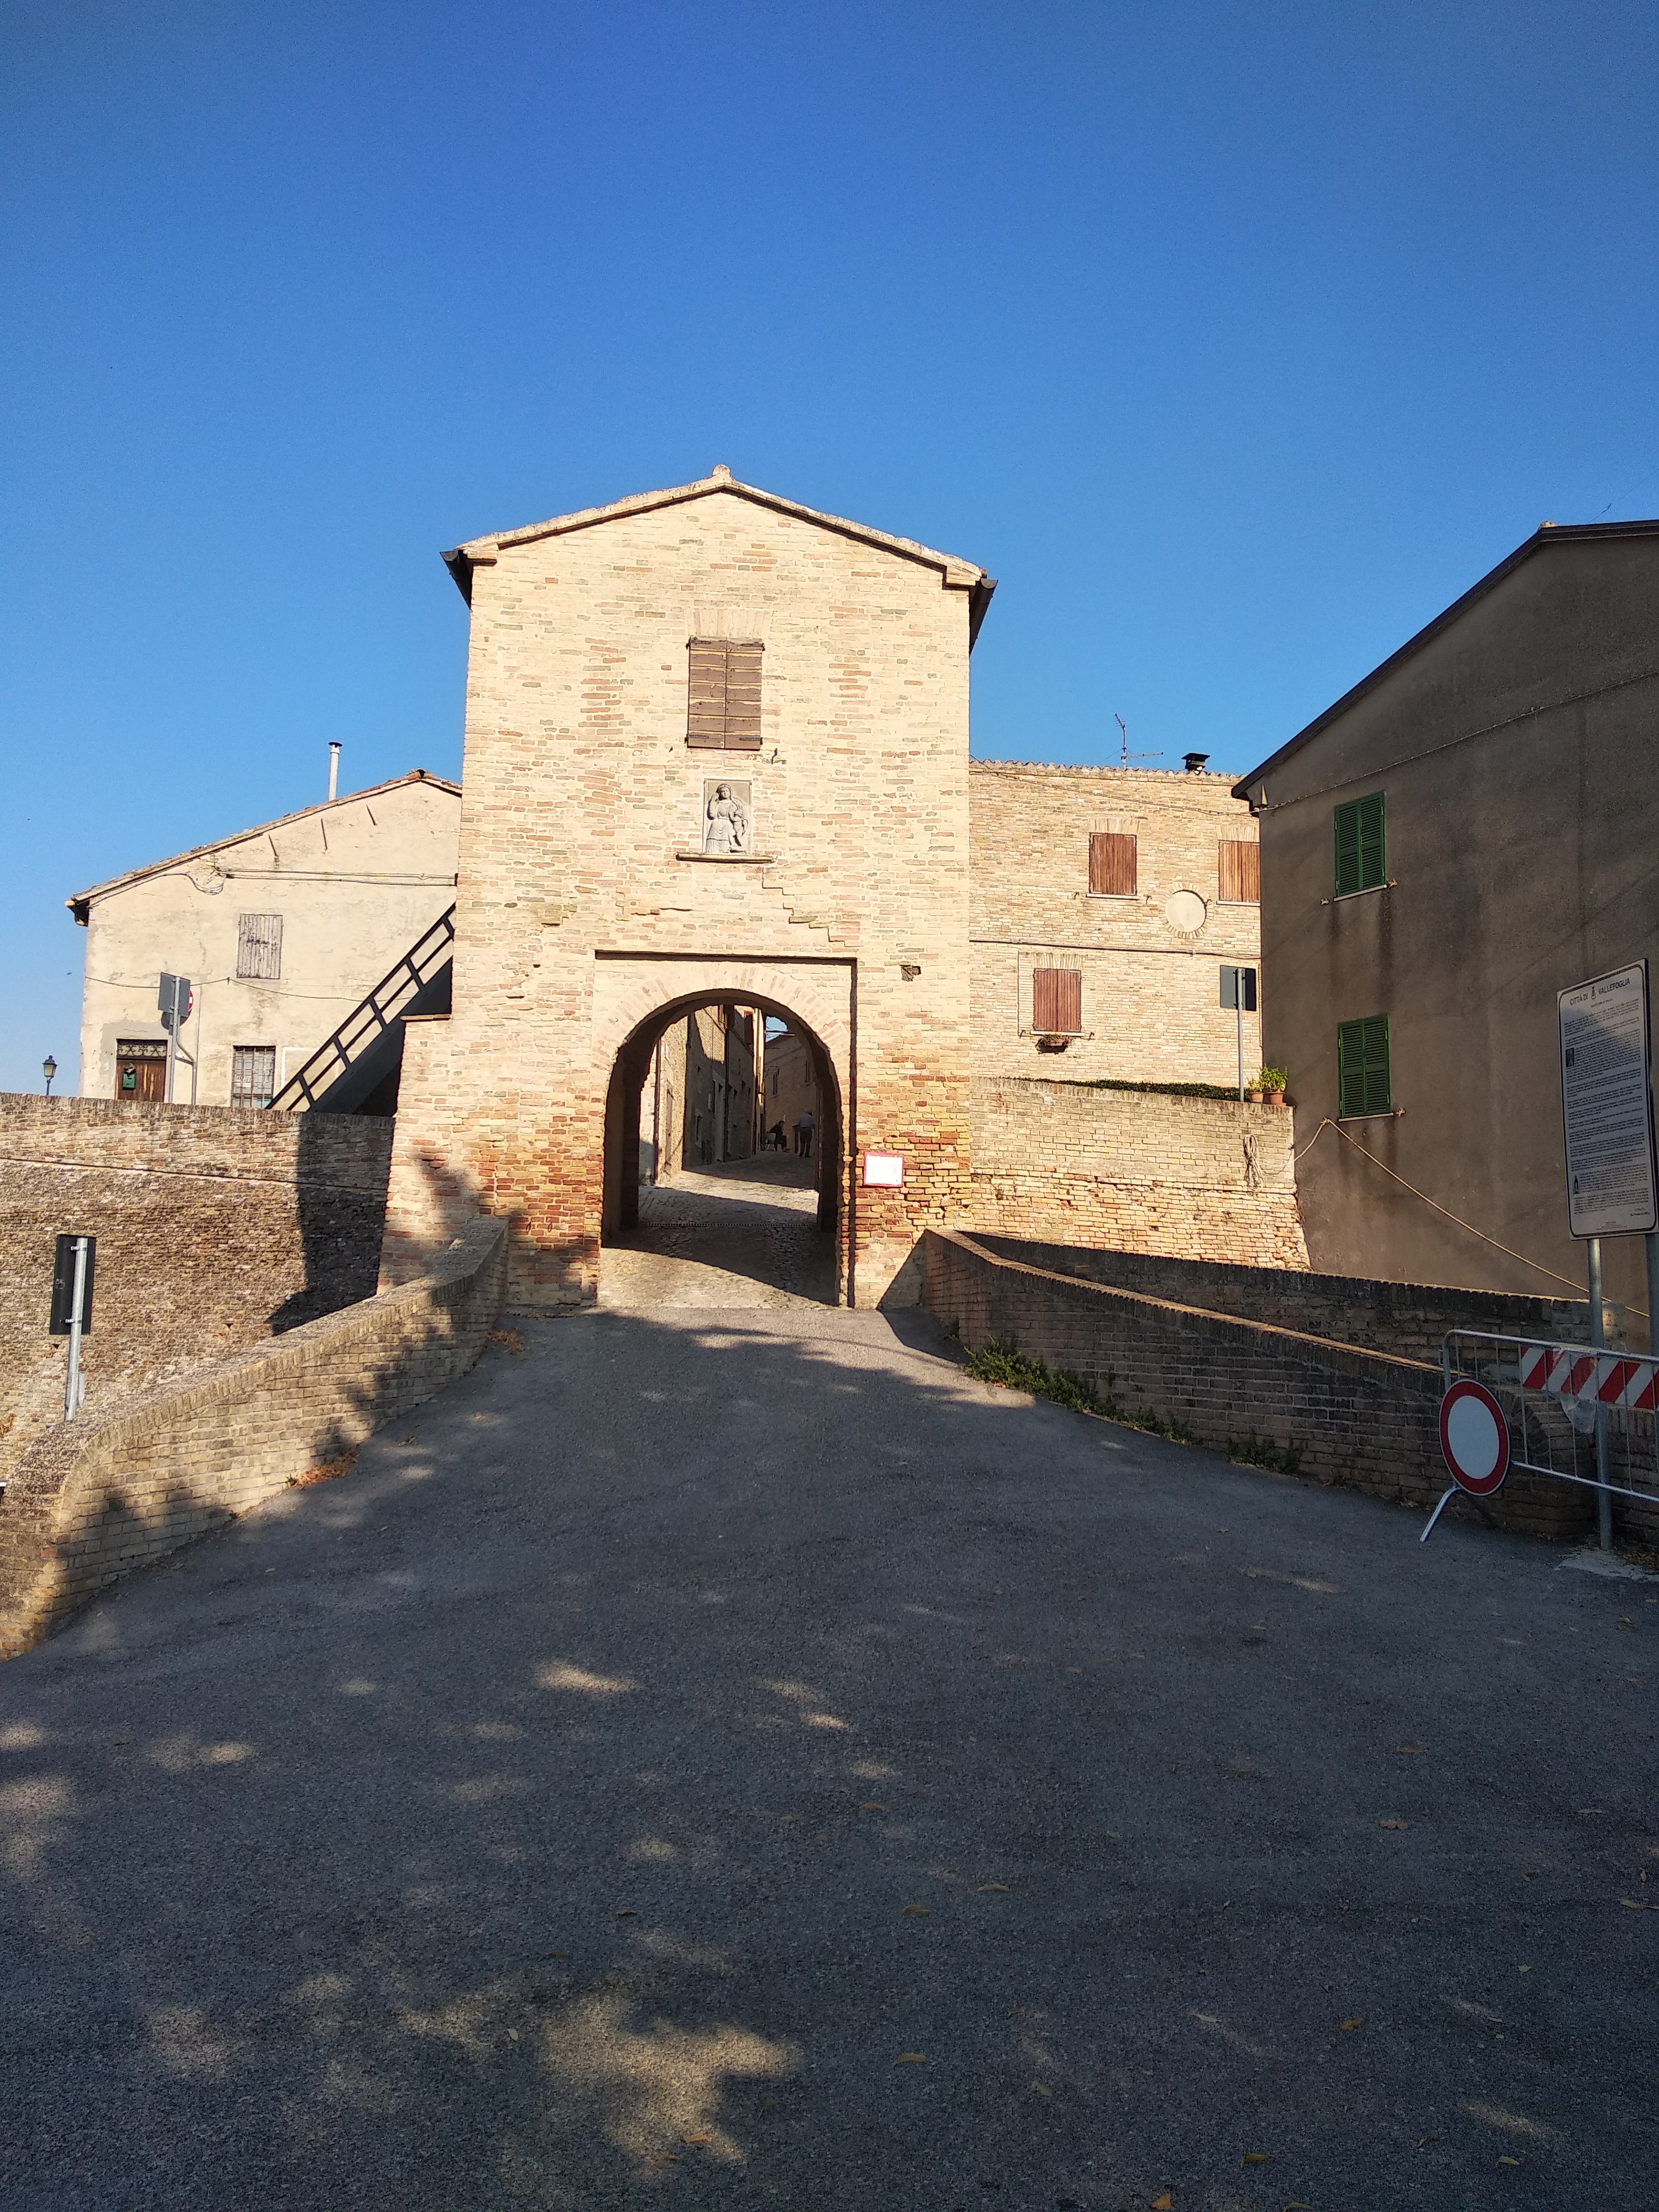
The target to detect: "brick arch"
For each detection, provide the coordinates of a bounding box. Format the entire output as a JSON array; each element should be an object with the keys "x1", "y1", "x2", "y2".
[{"x1": 594, "y1": 956, "x2": 852, "y2": 1302}]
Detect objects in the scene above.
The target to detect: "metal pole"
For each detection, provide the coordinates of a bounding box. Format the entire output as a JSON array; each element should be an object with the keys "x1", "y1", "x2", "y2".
[
  {"x1": 164, "y1": 1000, "x2": 177, "y2": 1106},
  {"x1": 1237, "y1": 998, "x2": 1244, "y2": 1099},
  {"x1": 62, "y1": 1236, "x2": 88, "y2": 1420},
  {"x1": 1588, "y1": 1235, "x2": 1613, "y2": 1550}
]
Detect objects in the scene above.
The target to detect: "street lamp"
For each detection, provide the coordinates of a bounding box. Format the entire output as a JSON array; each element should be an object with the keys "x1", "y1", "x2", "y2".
[{"x1": 42, "y1": 1055, "x2": 57, "y2": 1097}]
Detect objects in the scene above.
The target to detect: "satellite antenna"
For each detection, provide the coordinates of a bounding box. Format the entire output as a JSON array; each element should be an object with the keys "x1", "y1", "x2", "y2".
[{"x1": 1114, "y1": 713, "x2": 1161, "y2": 768}]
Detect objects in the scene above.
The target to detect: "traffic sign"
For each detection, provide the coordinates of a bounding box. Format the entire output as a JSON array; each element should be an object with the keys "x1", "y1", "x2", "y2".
[
  {"x1": 1558, "y1": 961, "x2": 1657, "y2": 1238},
  {"x1": 1438, "y1": 1378, "x2": 1511, "y2": 1496}
]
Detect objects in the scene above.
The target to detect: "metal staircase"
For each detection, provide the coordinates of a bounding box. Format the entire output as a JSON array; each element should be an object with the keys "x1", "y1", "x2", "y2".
[{"x1": 269, "y1": 906, "x2": 455, "y2": 1114}]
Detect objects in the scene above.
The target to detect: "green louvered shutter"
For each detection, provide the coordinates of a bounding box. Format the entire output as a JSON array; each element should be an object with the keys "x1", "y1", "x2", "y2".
[
  {"x1": 1338, "y1": 1016, "x2": 1391, "y2": 1117},
  {"x1": 1333, "y1": 791, "x2": 1386, "y2": 895}
]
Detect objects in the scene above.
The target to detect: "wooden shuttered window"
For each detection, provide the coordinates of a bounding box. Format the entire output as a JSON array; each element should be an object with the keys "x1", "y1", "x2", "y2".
[
  {"x1": 236, "y1": 912, "x2": 283, "y2": 980},
  {"x1": 1337, "y1": 1015, "x2": 1391, "y2": 1118},
  {"x1": 1032, "y1": 967, "x2": 1083, "y2": 1036},
  {"x1": 1088, "y1": 831, "x2": 1138, "y2": 896},
  {"x1": 686, "y1": 638, "x2": 764, "y2": 749},
  {"x1": 1218, "y1": 838, "x2": 1261, "y2": 902},
  {"x1": 1333, "y1": 792, "x2": 1386, "y2": 896}
]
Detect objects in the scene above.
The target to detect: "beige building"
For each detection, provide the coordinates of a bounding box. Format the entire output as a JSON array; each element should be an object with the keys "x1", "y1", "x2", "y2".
[
  {"x1": 646, "y1": 1004, "x2": 765, "y2": 1177},
  {"x1": 379, "y1": 467, "x2": 992, "y2": 1308},
  {"x1": 969, "y1": 759, "x2": 1261, "y2": 1090},
  {"x1": 763, "y1": 1025, "x2": 819, "y2": 1151},
  {"x1": 70, "y1": 771, "x2": 462, "y2": 1110}
]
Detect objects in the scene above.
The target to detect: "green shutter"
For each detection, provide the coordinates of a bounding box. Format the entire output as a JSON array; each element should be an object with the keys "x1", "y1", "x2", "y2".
[
  {"x1": 1338, "y1": 1015, "x2": 1391, "y2": 1118},
  {"x1": 1333, "y1": 791, "x2": 1386, "y2": 895}
]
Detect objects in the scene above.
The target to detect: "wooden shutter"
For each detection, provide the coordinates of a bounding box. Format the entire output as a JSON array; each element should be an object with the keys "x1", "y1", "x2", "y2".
[
  {"x1": 1088, "y1": 832, "x2": 1138, "y2": 896},
  {"x1": 722, "y1": 640, "x2": 763, "y2": 749},
  {"x1": 686, "y1": 640, "x2": 729, "y2": 748},
  {"x1": 686, "y1": 638, "x2": 764, "y2": 749},
  {"x1": 236, "y1": 912, "x2": 283, "y2": 980},
  {"x1": 1334, "y1": 792, "x2": 1386, "y2": 896},
  {"x1": 1218, "y1": 838, "x2": 1260, "y2": 902},
  {"x1": 1033, "y1": 967, "x2": 1083, "y2": 1035},
  {"x1": 1338, "y1": 1015, "x2": 1391, "y2": 1117}
]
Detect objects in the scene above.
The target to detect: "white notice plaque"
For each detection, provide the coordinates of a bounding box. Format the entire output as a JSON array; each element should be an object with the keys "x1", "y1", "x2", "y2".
[
  {"x1": 1558, "y1": 961, "x2": 1657, "y2": 1238},
  {"x1": 862, "y1": 1152, "x2": 904, "y2": 1188}
]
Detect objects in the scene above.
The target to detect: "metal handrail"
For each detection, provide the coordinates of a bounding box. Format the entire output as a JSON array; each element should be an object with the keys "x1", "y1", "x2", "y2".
[{"x1": 268, "y1": 906, "x2": 455, "y2": 1111}]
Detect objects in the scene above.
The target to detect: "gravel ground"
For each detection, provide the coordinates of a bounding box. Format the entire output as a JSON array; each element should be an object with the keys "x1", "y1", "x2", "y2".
[{"x1": 1, "y1": 1301, "x2": 1655, "y2": 2211}]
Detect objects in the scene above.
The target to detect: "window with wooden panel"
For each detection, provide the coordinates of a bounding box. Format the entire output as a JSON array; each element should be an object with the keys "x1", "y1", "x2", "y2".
[
  {"x1": 236, "y1": 912, "x2": 283, "y2": 980},
  {"x1": 1032, "y1": 967, "x2": 1083, "y2": 1036},
  {"x1": 1333, "y1": 792, "x2": 1386, "y2": 896},
  {"x1": 1218, "y1": 839, "x2": 1261, "y2": 902},
  {"x1": 1088, "y1": 831, "x2": 1137, "y2": 897},
  {"x1": 1337, "y1": 1015, "x2": 1391, "y2": 1118},
  {"x1": 686, "y1": 638, "x2": 764, "y2": 749}
]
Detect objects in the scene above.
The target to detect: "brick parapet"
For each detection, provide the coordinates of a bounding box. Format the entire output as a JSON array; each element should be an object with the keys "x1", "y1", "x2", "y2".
[
  {"x1": 923, "y1": 1228, "x2": 1592, "y2": 1542},
  {"x1": 0, "y1": 1215, "x2": 506, "y2": 1658}
]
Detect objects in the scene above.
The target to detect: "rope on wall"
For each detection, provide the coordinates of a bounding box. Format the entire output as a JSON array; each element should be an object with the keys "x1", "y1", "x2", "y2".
[{"x1": 1293, "y1": 1115, "x2": 1642, "y2": 1312}]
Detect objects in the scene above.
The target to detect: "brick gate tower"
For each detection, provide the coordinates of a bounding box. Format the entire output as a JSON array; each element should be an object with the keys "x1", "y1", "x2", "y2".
[{"x1": 379, "y1": 468, "x2": 995, "y2": 1308}]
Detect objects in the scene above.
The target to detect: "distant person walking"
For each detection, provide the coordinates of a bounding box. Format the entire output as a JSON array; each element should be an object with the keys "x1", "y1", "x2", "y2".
[
  {"x1": 769, "y1": 1120, "x2": 786, "y2": 1152},
  {"x1": 794, "y1": 1108, "x2": 815, "y2": 1159}
]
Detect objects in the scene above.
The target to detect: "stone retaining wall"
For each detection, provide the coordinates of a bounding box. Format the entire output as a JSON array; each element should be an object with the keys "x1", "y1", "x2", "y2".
[
  {"x1": 922, "y1": 1228, "x2": 1592, "y2": 1542},
  {"x1": 0, "y1": 1095, "x2": 393, "y2": 1487},
  {"x1": 0, "y1": 1216, "x2": 506, "y2": 1658},
  {"x1": 969, "y1": 1076, "x2": 1308, "y2": 1269}
]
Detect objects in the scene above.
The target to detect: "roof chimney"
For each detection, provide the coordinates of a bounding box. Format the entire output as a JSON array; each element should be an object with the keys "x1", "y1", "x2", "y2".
[
  {"x1": 327, "y1": 742, "x2": 341, "y2": 801},
  {"x1": 1182, "y1": 751, "x2": 1209, "y2": 774}
]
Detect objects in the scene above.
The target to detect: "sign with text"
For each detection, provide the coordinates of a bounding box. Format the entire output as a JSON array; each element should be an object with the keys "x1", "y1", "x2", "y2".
[
  {"x1": 1558, "y1": 961, "x2": 1657, "y2": 1238},
  {"x1": 862, "y1": 1153, "x2": 904, "y2": 1188}
]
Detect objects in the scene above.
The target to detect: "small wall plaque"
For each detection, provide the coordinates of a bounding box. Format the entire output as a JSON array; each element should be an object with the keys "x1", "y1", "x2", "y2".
[{"x1": 863, "y1": 1153, "x2": 904, "y2": 1187}]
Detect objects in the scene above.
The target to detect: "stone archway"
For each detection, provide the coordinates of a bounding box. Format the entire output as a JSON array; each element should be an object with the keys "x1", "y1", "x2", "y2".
[{"x1": 597, "y1": 968, "x2": 848, "y2": 1303}]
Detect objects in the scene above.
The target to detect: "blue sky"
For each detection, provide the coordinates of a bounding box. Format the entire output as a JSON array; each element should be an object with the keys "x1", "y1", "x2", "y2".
[{"x1": 4, "y1": 1, "x2": 1656, "y2": 1092}]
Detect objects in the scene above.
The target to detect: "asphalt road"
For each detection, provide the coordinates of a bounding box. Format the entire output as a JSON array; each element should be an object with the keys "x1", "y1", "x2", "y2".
[{"x1": 2, "y1": 1303, "x2": 1656, "y2": 2211}]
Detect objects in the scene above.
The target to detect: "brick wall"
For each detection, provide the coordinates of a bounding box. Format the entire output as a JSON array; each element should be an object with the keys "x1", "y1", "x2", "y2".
[
  {"x1": 0, "y1": 1095, "x2": 393, "y2": 1487},
  {"x1": 923, "y1": 1229, "x2": 1594, "y2": 1543},
  {"x1": 972, "y1": 1234, "x2": 1601, "y2": 1364},
  {"x1": 382, "y1": 475, "x2": 982, "y2": 1310},
  {"x1": 969, "y1": 761, "x2": 1262, "y2": 1089},
  {"x1": 970, "y1": 1076, "x2": 1308, "y2": 1269},
  {"x1": 0, "y1": 1215, "x2": 506, "y2": 1658}
]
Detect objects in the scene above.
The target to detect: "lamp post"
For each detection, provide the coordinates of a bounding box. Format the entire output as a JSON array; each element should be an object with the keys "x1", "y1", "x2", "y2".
[{"x1": 42, "y1": 1055, "x2": 57, "y2": 1097}]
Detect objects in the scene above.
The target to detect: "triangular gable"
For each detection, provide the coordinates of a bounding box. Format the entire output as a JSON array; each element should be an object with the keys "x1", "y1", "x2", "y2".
[
  {"x1": 66, "y1": 769, "x2": 461, "y2": 922},
  {"x1": 441, "y1": 466, "x2": 997, "y2": 644}
]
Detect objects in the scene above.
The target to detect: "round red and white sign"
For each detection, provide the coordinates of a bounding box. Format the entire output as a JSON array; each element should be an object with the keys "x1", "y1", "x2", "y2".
[{"x1": 1438, "y1": 1379, "x2": 1511, "y2": 1496}]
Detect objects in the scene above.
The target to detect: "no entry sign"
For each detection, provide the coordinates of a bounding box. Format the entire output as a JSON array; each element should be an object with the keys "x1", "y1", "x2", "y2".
[{"x1": 1438, "y1": 1379, "x2": 1511, "y2": 1496}]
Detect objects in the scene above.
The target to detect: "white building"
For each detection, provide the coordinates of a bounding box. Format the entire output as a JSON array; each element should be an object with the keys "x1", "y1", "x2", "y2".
[{"x1": 70, "y1": 770, "x2": 461, "y2": 1108}]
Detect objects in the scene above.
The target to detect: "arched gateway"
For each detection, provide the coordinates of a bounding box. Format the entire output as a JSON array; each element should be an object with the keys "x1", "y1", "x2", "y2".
[{"x1": 377, "y1": 467, "x2": 994, "y2": 1308}]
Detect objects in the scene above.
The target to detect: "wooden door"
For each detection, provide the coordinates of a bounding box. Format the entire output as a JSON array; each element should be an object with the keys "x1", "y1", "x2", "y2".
[{"x1": 116, "y1": 1044, "x2": 166, "y2": 1103}]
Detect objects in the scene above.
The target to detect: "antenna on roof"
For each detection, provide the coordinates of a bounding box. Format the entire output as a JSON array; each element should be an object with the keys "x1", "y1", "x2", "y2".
[{"x1": 1114, "y1": 714, "x2": 1160, "y2": 769}]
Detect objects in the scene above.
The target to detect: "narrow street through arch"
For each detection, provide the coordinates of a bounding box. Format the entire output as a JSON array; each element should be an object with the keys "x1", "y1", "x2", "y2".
[{"x1": 602, "y1": 1152, "x2": 836, "y2": 1309}]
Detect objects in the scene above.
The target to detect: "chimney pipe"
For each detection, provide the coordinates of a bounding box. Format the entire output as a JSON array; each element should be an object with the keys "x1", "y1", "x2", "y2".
[
  {"x1": 1182, "y1": 751, "x2": 1209, "y2": 774},
  {"x1": 327, "y1": 742, "x2": 341, "y2": 801}
]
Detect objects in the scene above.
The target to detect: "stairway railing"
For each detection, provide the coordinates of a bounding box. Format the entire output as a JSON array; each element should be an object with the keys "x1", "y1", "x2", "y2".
[{"x1": 268, "y1": 906, "x2": 456, "y2": 1112}]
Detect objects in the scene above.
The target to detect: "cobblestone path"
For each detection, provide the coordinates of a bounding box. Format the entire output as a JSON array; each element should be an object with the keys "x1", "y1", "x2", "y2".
[{"x1": 601, "y1": 1152, "x2": 837, "y2": 1308}]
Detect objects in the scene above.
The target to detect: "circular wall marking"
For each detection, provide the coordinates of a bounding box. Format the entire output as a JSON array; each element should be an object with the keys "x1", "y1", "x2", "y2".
[
  {"x1": 1162, "y1": 889, "x2": 1208, "y2": 936},
  {"x1": 1438, "y1": 1379, "x2": 1511, "y2": 1495}
]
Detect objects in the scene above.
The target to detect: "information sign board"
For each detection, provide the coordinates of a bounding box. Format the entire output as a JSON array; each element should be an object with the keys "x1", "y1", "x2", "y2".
[
  {"x1": 862, "y1": 1153, "x2": 904, "y2": 1188},
  {"x1": 1558, "y1": 961, "x2": 1657, "y2": 1238}
]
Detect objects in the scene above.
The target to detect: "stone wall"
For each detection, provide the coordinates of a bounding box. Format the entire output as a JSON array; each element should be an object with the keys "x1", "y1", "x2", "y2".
[
  {"x1": 969, "y1": 1076, "x2": 1308, "y2": 1269},
  {"x1": 969, "y1": 760, "x2": 1262, "y2": 1089},
  {"x1": 923, "y1": 1228, "x2": 1594, "y2": 1542},
  {"x1": 0, "y1": 1095, "x2": 393, "y2": 1486},
  {"x1": 0, "y1": 1215, "x2": 506, "y2": 1658}
]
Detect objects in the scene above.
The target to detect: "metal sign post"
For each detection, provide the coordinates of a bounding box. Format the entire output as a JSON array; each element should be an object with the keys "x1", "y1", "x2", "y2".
[
  {"x1": 158, "y1": 973, "x2": 194, "y2": 1104},
  {"x1": 49, "y1": 1233, "x2": 97, "y2": 1419},
  {"x1": 1221, "y1": 966, "x2": 1256, "y2": 1100}
]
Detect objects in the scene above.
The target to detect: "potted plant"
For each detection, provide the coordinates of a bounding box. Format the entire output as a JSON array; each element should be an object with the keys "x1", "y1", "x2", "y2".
[{"x1": 1256, "y1": 1066, "x2": 1288, "y2": 1107}]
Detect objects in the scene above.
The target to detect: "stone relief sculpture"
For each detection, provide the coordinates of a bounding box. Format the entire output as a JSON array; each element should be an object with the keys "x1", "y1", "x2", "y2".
[{"x1": 703, "y1": 781, "x2": 752, "y2": 854}]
